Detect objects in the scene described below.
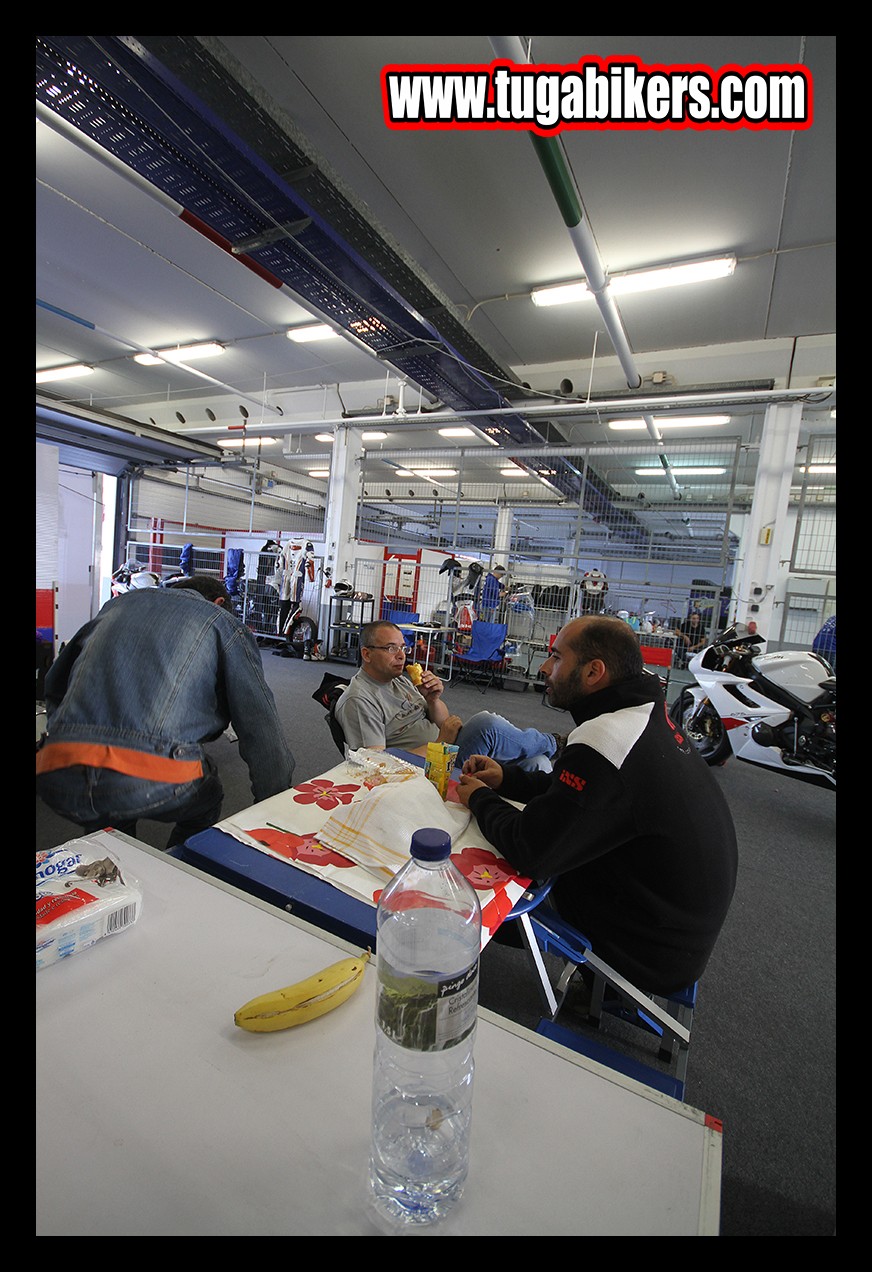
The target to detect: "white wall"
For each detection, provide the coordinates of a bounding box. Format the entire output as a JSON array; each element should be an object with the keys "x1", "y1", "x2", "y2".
[
  {"x1": 36, "y1": 443, "x2": 118, "y2": 648},
  {"x1": 36, "y1": 442, "x2": 58, "y2": 605},
  {"x1": 55, "y1": 467, "x2": 101, "y2": 646}
]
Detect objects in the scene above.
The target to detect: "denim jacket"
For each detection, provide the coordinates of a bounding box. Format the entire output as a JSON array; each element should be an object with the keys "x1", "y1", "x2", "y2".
[{"x1": 42, "y1": 588, "x2": 294, "y2": 803}]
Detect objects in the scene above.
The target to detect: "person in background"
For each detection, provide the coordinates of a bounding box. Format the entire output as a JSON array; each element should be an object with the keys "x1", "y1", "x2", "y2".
[
  {"x1": 36, "y1": 575, "x2": 295, "y2": 849},
  {"x1": 456, "y1": 616, "x2": 738, "y2": 995},
  {"x1": 334, "y1": 620, "x2": 565, "y2": 771},
  {"x1": 677, "y1": 609, "x2": 708, "y2": 666},
  {"x1": 580, "y1": 568, "x2": 609, "y2": 614},
  {"x1": 479, "y1": 564, "x2": 507, "y2": 621}
]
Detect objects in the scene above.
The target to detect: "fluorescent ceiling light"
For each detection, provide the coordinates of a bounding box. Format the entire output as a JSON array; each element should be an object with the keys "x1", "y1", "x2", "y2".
[
  {"x1": 134, "y1": 342, "x2": 224, "y2": 365},
  {"x1": 635, "y1": 466, "x2": 726, "y2": 476},
  {"x1": 500, "y1": 468, "x2": 527, "y2": 477},
  {"x1": 531, "y1": 281, "x2": 591, "y2": 307},
  {"x1": 799, "y1": 464, "x2": 836, "y2": 474},
  {"x1": 36, "y1": 363, "x2": 94, "y2": 383},
  {"x1": 531, "y1": 255, "x2": 737, "y2": 307},
  {"x1": 395, "y1": 468, "x2": 459, "y2": 481},
  {"x1": 308, "y1": 469, "x2": 330, "y2": 478},
  {"x1": 287, "y1": 324, "x2": 341, "y2": 343},
  {"x1": 217, "y1": 436, "x2": 279, "y2": 449},
  {"x1": 439, "y1": 424, "x2": 501, "y2": 447},
  {"x1": 609, "y1": 415, "x2": 731, "y2": 431},
  {"x1": 361, "y1": 431, "x2": 388, "y2": 441},
  {"x1": 314, "y1": 433, "x2": 334, "y2": 443}
]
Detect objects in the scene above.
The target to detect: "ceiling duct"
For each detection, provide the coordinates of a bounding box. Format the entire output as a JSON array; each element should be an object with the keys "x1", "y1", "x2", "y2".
[{"x1": 36, "y1": 396, "x2": 225, "y2": 476}]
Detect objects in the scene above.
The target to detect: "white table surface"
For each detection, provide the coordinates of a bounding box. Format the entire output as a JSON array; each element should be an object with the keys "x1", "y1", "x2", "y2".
[{"x1": 36, "y1": 832, "x2": 722, "y2": 1236}]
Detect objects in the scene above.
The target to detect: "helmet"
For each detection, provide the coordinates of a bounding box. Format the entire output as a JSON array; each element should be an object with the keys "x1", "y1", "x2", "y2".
[
  {"x1": 333, "y1": 580, "x2": 354, "y2": 596},
  {"x1": 129, "y1": 571, "x2": 159, "y2": 590}
]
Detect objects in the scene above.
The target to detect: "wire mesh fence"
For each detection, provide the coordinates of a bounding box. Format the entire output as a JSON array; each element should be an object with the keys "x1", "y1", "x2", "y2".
[
  {"x1": 790, "y1": 433, "x2": 836, "y2": 576},
  {"x1": 354, "y1": 437, "x2": 741, "y2": 567},
  {"x1": 118, "y1": 422, "x2": 835, "y2": 669}
]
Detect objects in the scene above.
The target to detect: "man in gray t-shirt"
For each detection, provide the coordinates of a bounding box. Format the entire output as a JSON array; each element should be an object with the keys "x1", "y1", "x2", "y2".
[{"x1": 334, "y1": 621, "x2": 563, "y2": 771}]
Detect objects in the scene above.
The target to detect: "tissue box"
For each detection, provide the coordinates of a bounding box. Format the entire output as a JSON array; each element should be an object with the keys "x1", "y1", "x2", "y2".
[
  {"x1": 424, "y1": 742, "x2": 459, "y2": 799},
  {"x1": 36, "y1": 835, "x2": 143, "y2": 970}
]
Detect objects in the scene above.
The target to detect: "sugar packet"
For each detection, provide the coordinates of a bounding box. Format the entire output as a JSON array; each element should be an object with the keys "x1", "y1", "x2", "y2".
[{"x1": 36, "y1": 836, "x2": 143, "y2": 970}]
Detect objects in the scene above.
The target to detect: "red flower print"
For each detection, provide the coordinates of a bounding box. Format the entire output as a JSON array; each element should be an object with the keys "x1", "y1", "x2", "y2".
[
  {"x1": 451, "y1": 845, "x2": 529, "y2": 892},
  {"x1": 248, "y1": 828, "x2": 354, "y2": 868},
  {"x1": 292, "y1": 778, "x2": 360, "y2": 810},
  {"x1": 299, "y1": 838, "x2": 355, "y2": 868},
  {"x1": 481, "y1": 889, "x2": 519, "y2": 937}
]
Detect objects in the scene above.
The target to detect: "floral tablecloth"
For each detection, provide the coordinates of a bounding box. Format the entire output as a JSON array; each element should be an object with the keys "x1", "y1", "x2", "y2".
[{"x1": 214, "y1": 762, "x2": 531, "y2": 948}]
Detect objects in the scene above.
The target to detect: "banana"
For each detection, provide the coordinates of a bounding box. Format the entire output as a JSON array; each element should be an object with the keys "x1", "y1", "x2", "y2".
[{"x1": 234, "y1": 950, "x2": 371, "y2": 1033}]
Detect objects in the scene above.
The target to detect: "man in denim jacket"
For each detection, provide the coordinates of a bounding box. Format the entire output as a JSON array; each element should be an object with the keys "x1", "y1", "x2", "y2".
[{"x1": 36, "y1": 576, "x2": 295, "y2": 849}]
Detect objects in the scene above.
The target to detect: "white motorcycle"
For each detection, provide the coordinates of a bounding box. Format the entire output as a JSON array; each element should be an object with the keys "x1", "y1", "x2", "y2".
[
  {"x1": 110, "y1": 561, "x2": 160, "y2": 595},
  {"x1": 669, "y1": 624, "x2": 836, "y2": 789}
]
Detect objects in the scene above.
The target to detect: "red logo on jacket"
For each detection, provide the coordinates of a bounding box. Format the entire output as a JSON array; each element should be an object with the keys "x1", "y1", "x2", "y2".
[
  {"x1": 664, "y1": 702, "x2": 684, "y2": 744},
  {"x1": 559, "y1": 769, "x2": 587, "y2": 792}
]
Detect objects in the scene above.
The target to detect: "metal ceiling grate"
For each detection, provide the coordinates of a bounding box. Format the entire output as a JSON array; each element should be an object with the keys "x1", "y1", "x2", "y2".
[
  {"x1": 35, "y1": 35, "x2": 645, "y2": 538},
  {"x1": 37, "y1": 38, "x2": 517, "y2": 422}
]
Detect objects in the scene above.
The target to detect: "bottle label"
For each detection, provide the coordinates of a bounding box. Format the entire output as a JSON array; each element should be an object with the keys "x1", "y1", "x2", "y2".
[{"x1": 377, "y1": 960, "x2": 478, "y2": 1051}]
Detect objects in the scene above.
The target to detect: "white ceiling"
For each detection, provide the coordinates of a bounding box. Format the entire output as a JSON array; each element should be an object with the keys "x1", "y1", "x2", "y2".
[{"x1": 35, "y1": 35, "x2": 836, "y2": 532}]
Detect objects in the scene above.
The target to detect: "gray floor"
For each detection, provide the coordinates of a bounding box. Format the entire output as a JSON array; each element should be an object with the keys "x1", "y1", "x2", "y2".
[{"x1": 36, "y1": 647, "x2": 836, "y2": 1237}]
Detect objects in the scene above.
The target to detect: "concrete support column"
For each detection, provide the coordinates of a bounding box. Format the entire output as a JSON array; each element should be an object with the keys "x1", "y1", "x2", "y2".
[
  {"x1": 493, "y1": 505, "x2": 513, "y2": 566},
  {"x1": 320, "y1": 427, "x2": 363, "y2": 634},
  {"x1": 733, "y1": 401, "x2": 802, "y2": 636}
]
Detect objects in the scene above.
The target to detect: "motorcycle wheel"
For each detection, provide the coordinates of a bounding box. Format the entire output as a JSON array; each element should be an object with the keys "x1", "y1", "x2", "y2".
[
  {"x1": 286, "y1": 614, "x2": 318, "y2": 655},
  {"x1": 672, "y1": 689, "x2": 732, "y2": 766}
]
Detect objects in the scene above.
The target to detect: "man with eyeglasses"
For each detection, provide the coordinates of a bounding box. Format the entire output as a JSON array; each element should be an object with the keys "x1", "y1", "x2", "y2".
[{"x1": 334, "y1": 620, "x2": 564, "y2": 770}]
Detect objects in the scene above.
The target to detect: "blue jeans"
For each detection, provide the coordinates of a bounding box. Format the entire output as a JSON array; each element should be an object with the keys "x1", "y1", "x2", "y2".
[
  {"x1": 454, "y1": 711, "x2": 557, "y2": 772},
  {"x1": 36, "y1": 754, "x2": 224, "y2": 849}
]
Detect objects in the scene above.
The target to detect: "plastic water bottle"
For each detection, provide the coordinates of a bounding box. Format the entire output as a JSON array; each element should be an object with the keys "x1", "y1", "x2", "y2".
[{"x1": 368, "y1": 827, "x2": 482, "y2": 1227}]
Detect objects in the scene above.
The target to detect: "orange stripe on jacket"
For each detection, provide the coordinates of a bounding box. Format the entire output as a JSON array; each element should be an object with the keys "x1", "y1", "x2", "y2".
[{"x1": 36, "y1": 741, "x2": 204, "y2": 782}]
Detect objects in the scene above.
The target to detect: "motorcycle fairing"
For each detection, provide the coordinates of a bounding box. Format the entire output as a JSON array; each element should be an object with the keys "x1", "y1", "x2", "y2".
[{"x1": 751, "y1": 651, "x2": 834, "y2": 706}]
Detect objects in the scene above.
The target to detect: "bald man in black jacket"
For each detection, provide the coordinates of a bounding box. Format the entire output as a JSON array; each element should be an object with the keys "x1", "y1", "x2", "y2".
[{"x1": 457, "y1": 615, "x2": 738, "y2": 994}]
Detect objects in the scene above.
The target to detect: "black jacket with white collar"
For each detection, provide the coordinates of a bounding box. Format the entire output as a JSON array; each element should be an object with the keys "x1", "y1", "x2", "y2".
[{"x1": 469, "y1": 673, "x2": 738, "y2": 994}]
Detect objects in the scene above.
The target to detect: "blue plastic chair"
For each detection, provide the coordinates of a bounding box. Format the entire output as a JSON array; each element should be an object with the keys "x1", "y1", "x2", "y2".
[
  {"x1": 453, "y1": 620, "x2": 508, "y2": 693},
  {"x1": 388, "y1": 610, "x2": 419, "y2": 653},
  {"x1": 509, "y1": 887, "x2": 697, "y2": 1101}
]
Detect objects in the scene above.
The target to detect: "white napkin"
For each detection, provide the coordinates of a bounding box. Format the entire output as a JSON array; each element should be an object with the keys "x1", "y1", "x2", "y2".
[{"x1": 315, "y1": 775, "x2": 471, "y2": 880}]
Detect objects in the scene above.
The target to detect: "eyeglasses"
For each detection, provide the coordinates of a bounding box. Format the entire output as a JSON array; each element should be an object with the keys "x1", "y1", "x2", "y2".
[{"x1": 365, "y1": 643, "x2": 406, "y2": 654}]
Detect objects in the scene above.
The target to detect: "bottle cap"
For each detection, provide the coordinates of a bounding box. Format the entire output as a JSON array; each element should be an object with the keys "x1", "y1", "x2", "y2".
[{"x1": 410, "y1": 828, "x2": 452, "y2": 861}]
